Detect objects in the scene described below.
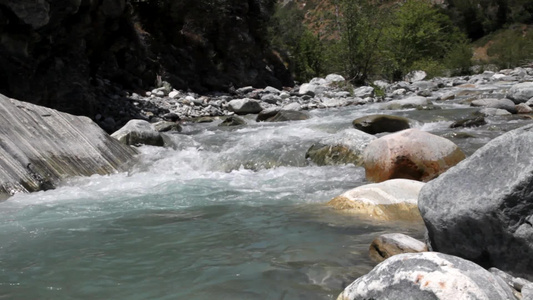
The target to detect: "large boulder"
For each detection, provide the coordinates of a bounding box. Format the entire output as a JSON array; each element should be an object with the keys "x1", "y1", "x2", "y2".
[
  {"x1": 111, "y1": 120, "x2": 164, "y2": 146},
  {"x1": 507, "y1": 82, "x2": 533, "y2": 104},
  {"x1": 419, "y1": 124, "x2": 533, "y2": 280},
  {"x1": 363, "y1": 129, "x2": 465, "y2": 182},
  {"x1": 0, "y1": 94, "x2": 137, "y2": 200},
  {"x1": 352, "y1": 114, "x2": 411, "y2": 134},
  {"x1": 327, "y1": 179, "x2": 425, "y2": 221},
  {"x1": 337, "y1": 252, "x2": 517, "y2": 300}
]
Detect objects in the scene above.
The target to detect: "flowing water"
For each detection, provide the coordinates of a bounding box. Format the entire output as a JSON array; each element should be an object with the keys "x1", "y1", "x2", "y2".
[{"x1": 0, "y1": 100, "x2": 531, "y2": 299}]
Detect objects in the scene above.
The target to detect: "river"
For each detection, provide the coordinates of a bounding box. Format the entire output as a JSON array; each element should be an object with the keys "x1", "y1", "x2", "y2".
[{"x1": 0, "y1": 96, "x2": 531, "y2": 299}]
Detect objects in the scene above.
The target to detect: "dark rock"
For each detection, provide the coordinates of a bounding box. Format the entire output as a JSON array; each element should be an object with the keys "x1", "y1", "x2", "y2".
[
  {"x1": 265, "y1": 110, "x2": 309, "y2": 122},
  {"x1": 0, "y1": 94, "x2": 137, "y2": 200},
  {"x1": 219, "y1": 116, "x2": 246, "y2": 127},
  {"x1": 450, "y1": 116, "x2": 487, "y2": 128},
  {"x1": 305, "y1": 143, "x2": 362, "y2": 166},
  {"x1": 338, "y1": 252, "x2": 517, "y2": 300},
  {"x1": 471, "y1": 98, "x2": 517, "y2": 113},
  {"x1": 153, "y1": 121, "x2": 182, "y2": 132},
  {"x1": 369, "y1": 233, "x2": 428, "y2": 263},
  {"x1": 256, "y1": 107, "x2": 281, "y2": 122},
  {"x1": 352, "y1": 114, "x2": 411, "y2": 134},
  {"x1": 419, "y1": 124, "x2": 533, "y2": 280}
]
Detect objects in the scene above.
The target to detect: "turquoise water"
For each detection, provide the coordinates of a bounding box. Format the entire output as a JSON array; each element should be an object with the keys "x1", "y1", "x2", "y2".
[{"x1": 0, "y1": 103, "x2": 529, "y2": 299}]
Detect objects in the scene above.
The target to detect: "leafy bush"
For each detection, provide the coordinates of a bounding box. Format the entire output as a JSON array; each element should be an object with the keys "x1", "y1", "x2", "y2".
[{"x1": 487, "y1": 26, "x2": 533, "y2": 68}]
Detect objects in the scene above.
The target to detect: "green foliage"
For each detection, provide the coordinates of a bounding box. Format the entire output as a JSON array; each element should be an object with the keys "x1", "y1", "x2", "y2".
[{"x1": 487, "y1": 27, "x2": 533, "y2": 68}]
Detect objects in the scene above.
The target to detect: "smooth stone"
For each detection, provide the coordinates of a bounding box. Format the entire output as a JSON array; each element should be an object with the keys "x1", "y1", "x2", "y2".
[
  {"x1": 516, "y1": 103, "x2": 533, "y2": 114},
  {"x1": 337, "y1": 252, "x2": 517, "y2": 300},
  {"x1": 363, "y1": 129, "x2": 465, "y2": 182},
  {"x1": 327, "y1": 179, "x2": 425, "y2": 221},
  {"x1": 471, "y1": 98, "x2": 517, "y2": 113},
  {"x1": 507, "y1": 82, "x2": 533, "y2": 104},
  {"x1": 111, "y1": 119, "x2": 164, "y2": 147},
  {"x1": 478, "y1": 107, "x2": 512, "y2": 117},
  {"x1": 227, "y1": 98, "x2": 262, "y2": 115},
  {"x1": 369, "y1": 233, "x2": 428, "y2": 263},
  {"x1": 325, "y1": 74, "x2": 345, "y2": 84},
  {"x1": 352, "y1": 114, "x2": 410, "y2": 134},
  {"x1": 152, "y1": 121, "x2": 182, "y2": 132},
  {"x1": 419, "y1": 124, "x2": 533, "y2": 280},
  {"x1": 379, "y1": 96, "x2": 431, "y2": 110},
  {"x1": 263, "y1": 86, "x2": 281, "y2": 95}
]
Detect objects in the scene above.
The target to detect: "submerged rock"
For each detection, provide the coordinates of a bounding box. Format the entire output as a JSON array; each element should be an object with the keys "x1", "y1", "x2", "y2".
[
  {"x1": 449, "y1": 116, "x2": 487, "y2": 128},
  {"x1": 327, "y1": 179, "x2": 425, "y2": 221},
  {"x1": 419, "y1": 124, "x2": 533, "y2": 280},
  {"x1": 264, "y1": 110, "x2": 309, "y2": 122},
  {"x1": 369, "y1": 233, "x2": 428, "y2": 263},
  {"x1": 306, "y1": 144, "x2": 362, "y2": 166},
  {"x1": 363, "y1": 129, "x2": 465, "y2": 182},
  {"x1": 352, "y1": 114, "x2": 411, "y2": 134},
  {"x1": 337, "y1": 252, "x2": 517, "y2": 300},
  {"x1": 219, "y1": 116, "x2": 246, "y2": 127},
  {"x1": 0, "y1": 94, "x2": 137, "y2": 200}
]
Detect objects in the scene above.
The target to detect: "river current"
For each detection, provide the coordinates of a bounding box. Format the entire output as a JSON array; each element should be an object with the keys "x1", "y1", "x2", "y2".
[{"x1": 0, "y1": 100, "x2": 530, "y2": 299}]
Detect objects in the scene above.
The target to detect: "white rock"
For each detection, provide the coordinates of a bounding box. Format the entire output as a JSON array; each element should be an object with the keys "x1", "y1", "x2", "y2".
[
  {"x1": 325, "y1": 74, "x2": 345, "y2": 84},
  {"x1": 352, "y1": 86, "x2": 374, "y2": 98}
]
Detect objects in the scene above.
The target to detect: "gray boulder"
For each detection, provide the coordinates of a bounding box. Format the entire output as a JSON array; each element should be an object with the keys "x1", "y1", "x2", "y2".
[
  {"x1": 352, "y1": 86, "x2": 374, "y2": 98},
  {"x1": 264, "y1": 110, "x2": 309, "y2": 122},
  {"x1": 379, "y1": 96, "x2": 432, "y2": 110},
  {"x1": 419, "y1": 124, "x2": 533, "y2": 280},
  {"x1": 256, "y1": 107, "x2": 281, "y2": 122},
  {"x1": 471, "y1": 98, "x2": 517, "y2": 113},
  {"x1": 111, "y1": 120, "x2": 164, "y2": 146},
  {"x1": 352, "y1": 114, "x2": 411, "y2": 134},
  {"x1": 227, "y1": 98, "x2": 263, "y2": 115},
  {"x1": 337, "y1": 252, "x2": 517, "y2": 300},
  {"x1": 478, "y1": 108, "x2": 512, "y2": 117},
  {"x1": 325, "y1": 74, "x2": 345, "y2": 84},
  {"x1": 507, "y1": 82, "x2": 533, "y2": 104},
  {"x1": 0, "y1": 94, "x2": 137, "y2": 199}
]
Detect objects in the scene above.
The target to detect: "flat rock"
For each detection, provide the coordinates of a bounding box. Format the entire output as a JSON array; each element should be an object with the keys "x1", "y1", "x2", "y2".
[
  {"x1": 369, "y1": 233, "x2": 428, "y2": 263},
  {"x1": 327, "y1": 179, "x2": 425, "y2": 221},
  {"x1": 0, "y1": 94, "x2": 137, "y2": 199},
  {"x1": 337, "y1": 252, "x2": 517, "y2": 300},
  {"x1": 419, "y1": 124, "x2": 533, "y2": 280},
  {"x1": 363, "y1": 129, "x2": 465, "y2": 182}
]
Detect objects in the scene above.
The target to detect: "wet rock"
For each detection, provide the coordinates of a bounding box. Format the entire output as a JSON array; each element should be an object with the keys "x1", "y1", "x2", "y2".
[
  {"x1": 438, "y1": 91, "x2": 456, "y2": 101},
  {"x1": 111, "y1": 119, "x2": 164, "y2": 147},
  {"x1": 306, "y1": 144, "x2": 363, "y2": 166},
  {"x1": 219, "y1": 116, "x2": 246, "y2": 127},
  {"x1": 379, "y1": 96, "x2": 431, "y2": 110},
  {"x1": 419, "y1": 124, "x2": 533, "y2": 280},
  {"x1": 369, "y1": 233, "x2": 428, "y2": 263},
  {"x1": 450, "y1": 116, "x2": 487, "y2": 128},
  {"x1": 152, "y1": 121, "x2": 182, "y2": 132},
  {"x1": 352, "y1": 114, "x2": 411, "y2": 134},
  {"x1": 0, "y1": 94, "x2": 137, "y2": 199},
  {"x1": 227, "y1": 99, "x2": 262, "y2": 115},
  {"x1": 337, "y1": 252, "x2": 517, "y2": 300},
  {"x1": 478, "y1": 108, "x2": 512, "y2": 117},
  {"x1": 265, "y1": 110, "x2": 309, "y2": 122},
  {"x1": 507, "y1": 82, "x2": 533, "y2": 104},
  {"x1": 363, "y1": 129, "x2": 465, "y2": 182},
  {"x1": 471, "y1": 98, "x2": 517, "y2": 113},
  {"x1": 516, "y1": 103, "x2": 533, "y2": 114},
  {"x1": 327, "y1": 179, "x2": 425, "y2": 221},
  {"x1": 256, "y1": 107, "x2": 281, "y2": 122}
]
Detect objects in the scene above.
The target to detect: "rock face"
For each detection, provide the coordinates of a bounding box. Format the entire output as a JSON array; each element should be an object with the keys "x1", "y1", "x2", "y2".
[
  {"x1": 0, "y1": 0, "x2": 291, "y2": 125},
  {"x1": 337, "y1": 252, "x2": 517, "y2": 300},
  {"x1": 0, "y1": 94, "x2": 137, "y2": 200},
  {"x1": 111, "y1": 120, "x2": 165, "y2": 146},
  {"x1": 419, "y1": 124, "x2": 533, "y2": 280},
  {"x1": 363, "y1": 129, "x2": 466, "y2": 182},
  {"x1": 369, "y1": 233, "x2": 428, "y2": 263},
  {"x1": 352, "y1": 114, "x2": 411, "y2": 134},
  {"x1": 327, "y1": 179, "x2": 425, "y2": 221}
]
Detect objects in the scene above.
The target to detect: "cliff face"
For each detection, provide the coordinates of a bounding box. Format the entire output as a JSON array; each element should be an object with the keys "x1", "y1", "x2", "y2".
[{"x1": 0, "y1": 0, "x2": 292, "y2": 125}]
